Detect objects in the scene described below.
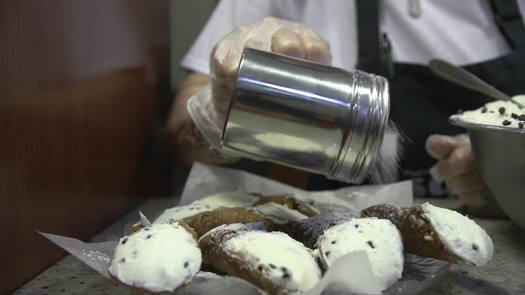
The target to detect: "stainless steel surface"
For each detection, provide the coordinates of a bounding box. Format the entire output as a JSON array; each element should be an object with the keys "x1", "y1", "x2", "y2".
[
  {"x1": 222, "y1": 48, "x2": 390, "y2": 183},
  {"x1": 450, "y1": 117, "x2": 525, "y2": 229},
  {"x1": 429, "y1": 59, "x2": 524, "y2": 108}
]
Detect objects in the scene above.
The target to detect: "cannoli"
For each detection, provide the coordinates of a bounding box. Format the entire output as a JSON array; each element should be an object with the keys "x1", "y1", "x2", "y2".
[
  {"x1": 275, "y1": 210, "x2": 358, "y2": 248},
  {"x1": 108, "y1": 222, "x2": 201, "y2": 293},
  {"x1": 252, "y1": 194, "x2": 320, "y2": 217},
  {"x1": 361, "y1": 203, "x2": 494, "y2": 266},
  {"x1": 154, "y1": 201, "x2": 218, "y2": 224},
  {"x1": 317, "y1": 218, "x2": 404, "y2": 294},
  {"x1": 154, "y1": 191, "x2": 259, "y2": 224},
  {"x1": 199, "y1": 223, "x2": 321, "y2": 295}
]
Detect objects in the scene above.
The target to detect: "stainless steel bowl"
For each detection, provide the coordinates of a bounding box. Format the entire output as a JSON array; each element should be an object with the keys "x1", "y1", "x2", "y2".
[{"x1": 450, "y1": 116, "x2": 525, "y2": 229}]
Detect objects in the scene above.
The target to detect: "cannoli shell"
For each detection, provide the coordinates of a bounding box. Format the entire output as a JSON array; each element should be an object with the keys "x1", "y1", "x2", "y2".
[
  {"x1": 252, "y1": 194, "x2": 319, "y2": 217},
  {"x1": 183, "y1": 207, "x2": 272, "y2": 238},
  {"x1": 360, "y1": 204, "x2": 402, "y2": 225}
]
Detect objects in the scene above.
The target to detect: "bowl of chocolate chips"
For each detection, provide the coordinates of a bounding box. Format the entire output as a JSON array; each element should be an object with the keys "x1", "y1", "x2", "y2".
[{"x1": 449, "y1": 95, "x2": 525, "y2": 228}]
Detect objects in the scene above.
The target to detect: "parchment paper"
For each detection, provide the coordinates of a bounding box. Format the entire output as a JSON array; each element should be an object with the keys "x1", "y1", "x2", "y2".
[
  {"x1": 180, "y1": 163, "x2": 413, "y2": 213},
  {"x1": 42, "y1": 163, "x2": 449, "y2": 295}
]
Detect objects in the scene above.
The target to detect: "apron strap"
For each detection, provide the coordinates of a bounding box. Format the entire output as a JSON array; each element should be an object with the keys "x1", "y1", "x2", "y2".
[
  {"x1": 489, "y1": 0, "x2": 525, "y2": 50},
  {"x1": 356, "y1": 0, "x2": 382, "y2": 73},
  {"x1": 356, "y1": 0, "x2": 394, "y2": 77}
]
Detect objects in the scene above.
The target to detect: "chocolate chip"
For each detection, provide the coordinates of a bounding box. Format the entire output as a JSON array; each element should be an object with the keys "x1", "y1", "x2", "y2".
[
  {"x1": 489, "y1": 111, "x2": 495, "y2": 113},
  {"x1": 282, "y1": 273, "x2": 291, "y2": 279},
  {"x1": 519, "y1": 122, "x2": 524, "y2": 129},
  {"x1": 146, "y1": 234, "x2": 152, "y2": 239},
  {"x1": 331, "y1": 240, "x2": 337, "y2": 245},
  {"x1": 144, "y1": 227, "x2": 150, "y2": 231},
  {"x1": 472, "y1": 243, "x2": 479, "y2": 251},
  {"x1": 354, "y1": 224, "x2": 359, "y2": 228},
  {"x1": 121, "y1": 237, "x2": 128, "y2": 245},
  {"x1": 281, "y1": 266, "x2": 288, "y2": 272},
  {"x1": 325, "y1": 251, "x2": 331, "y2": 257},
  {"x1": 269, "y1": 263, "x2": 276, "y2": 269},
  {"x1": 367, "y1": 241, "x2": 375, "y2": 249},
  {"x1": 481, "y1": 107, "x2": 488, "y2": 113},
  {"x1": 518, "y1": 114, "x2": 525, "y2": 121},
  {"x1": 120, "y1": 258, "x2": 126, "y2": 263},
  {"x1": 308, "y1": 200, "x2": 315, "y2": 205},
  {"x1": 184, "y1": 262, "x2": 189, "y2": 268},
  {"x1": 502, "y1": 120, "x2": 512, "y2": 126},
  {"x1": 499, "y1": 107, "x2": 506, "y2": 115},
  {"x1": 132, "y1": 250, "x2": 138, "y2": 258},
  {"x1": 70, "y1": 276, "x2": 76, "y2": 279},
  {"x1": 511, "y1": 113, "x2": 519, "y2": 119},
  {"x1": 257, "y1": 265, "x2": 263, "y2": 271},
  {"x1": 329, "y1": 223, "x2": 336, "y2": 227}
]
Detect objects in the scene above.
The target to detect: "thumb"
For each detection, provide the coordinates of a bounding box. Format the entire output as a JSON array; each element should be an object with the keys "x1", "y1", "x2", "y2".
[{"x1": 425, "y1": 134, "x2": 460, "y2": 160}]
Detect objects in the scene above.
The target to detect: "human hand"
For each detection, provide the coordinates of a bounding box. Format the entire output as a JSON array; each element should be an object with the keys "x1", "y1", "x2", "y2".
[
  {"x1": 425, "y1": 134, "x2": 486, "y2": 206},
  {"x1": 209, "y1": 17, "x2": 332, "y2": 125}
]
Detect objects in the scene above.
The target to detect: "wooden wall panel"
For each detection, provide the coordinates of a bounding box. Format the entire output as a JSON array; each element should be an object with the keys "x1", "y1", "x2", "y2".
[{"x1": 0, "y1": 1, "x2": 169, "y2": 293}]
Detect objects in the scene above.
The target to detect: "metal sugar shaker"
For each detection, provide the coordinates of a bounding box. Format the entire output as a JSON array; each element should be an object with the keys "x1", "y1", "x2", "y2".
[{"x1": 221, "y1": 48, "x2": 390, "y2": 184}]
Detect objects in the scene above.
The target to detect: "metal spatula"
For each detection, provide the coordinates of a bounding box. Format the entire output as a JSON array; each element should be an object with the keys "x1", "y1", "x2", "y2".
[{"x1": 429, "y1": 59, "x2": 524, "y2": 108}]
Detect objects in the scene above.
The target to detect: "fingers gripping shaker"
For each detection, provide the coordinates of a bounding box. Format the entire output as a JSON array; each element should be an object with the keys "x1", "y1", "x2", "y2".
[{"x1": 221, "y1": 48, "x2": 395, "y2": 184}]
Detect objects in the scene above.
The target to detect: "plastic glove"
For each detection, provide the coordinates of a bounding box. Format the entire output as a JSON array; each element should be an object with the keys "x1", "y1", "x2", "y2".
[
  {"x1": 425, "y1": 134, "x2": 486, "y2": 206},
  {"x1": 209, "y1": 17, "x2": 332, "y2": 126}
]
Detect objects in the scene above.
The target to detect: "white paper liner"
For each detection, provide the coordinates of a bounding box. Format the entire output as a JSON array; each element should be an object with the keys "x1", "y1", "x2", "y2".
[
  {"x1": 42, "y1": 163, "x2": 450, "y2": 294},
  {"x1": 187, "y1": 84, "x2": 252, "y2": 160}
]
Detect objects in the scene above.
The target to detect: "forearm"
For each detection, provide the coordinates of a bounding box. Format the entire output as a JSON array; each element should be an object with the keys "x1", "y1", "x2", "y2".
[{"x1": 167, "y1": 72, "x2": 231, "y2": 165}]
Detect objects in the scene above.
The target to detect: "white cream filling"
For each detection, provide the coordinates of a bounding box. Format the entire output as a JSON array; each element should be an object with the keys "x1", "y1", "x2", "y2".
[
  {"x1": 225, "y1": 231, "x2": 321, "y2": 293},
  {"x1": 454, "y1": 95, "x2": 525, "y2": 129},
  {"x1": 421, "y1": 203, "x2": 494, "y2": 266},
  {"x1": 154, "y1": 191, "x2": 257, "y2": 224},
  {"x1": 108, "y1": 223, "x2": 202, "y2": 293},
  {"x1": 318, "y1": 218, "x2": 403, "y2": 293},
  {"x1": 198, "y1": 191, "x2": 259, "y2": 208},
  {"x1": 154, "y1": 202, "x2": 217, "y2": 224}
]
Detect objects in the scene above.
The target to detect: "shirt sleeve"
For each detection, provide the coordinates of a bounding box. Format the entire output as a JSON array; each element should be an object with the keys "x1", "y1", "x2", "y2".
[{"x1": 180, "y1": 0, "x2": 281, "y2": 74}]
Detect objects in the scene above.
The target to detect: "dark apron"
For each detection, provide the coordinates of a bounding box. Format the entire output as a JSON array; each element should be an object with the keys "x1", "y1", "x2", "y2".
[{"x1": 309, "y1": 0, "x2": 525, "y2": 196}]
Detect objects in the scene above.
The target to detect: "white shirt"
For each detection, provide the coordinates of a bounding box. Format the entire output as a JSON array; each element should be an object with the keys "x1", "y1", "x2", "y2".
[{"x1": 182, "y1": 0, "x2": 525, "y2": 74}]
